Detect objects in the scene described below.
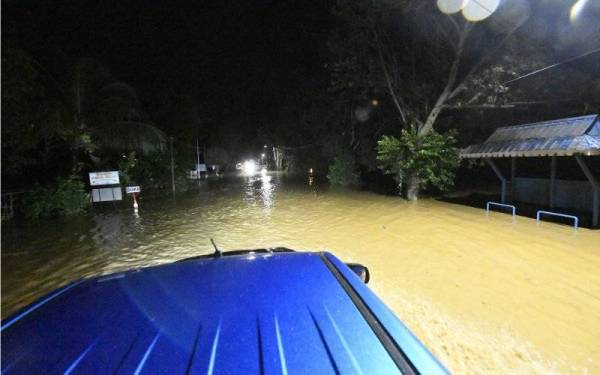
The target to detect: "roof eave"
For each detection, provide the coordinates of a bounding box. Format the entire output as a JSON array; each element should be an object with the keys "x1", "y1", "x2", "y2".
[{"x1": 459, "y1": 149, "x2": 600, "y2": 159}]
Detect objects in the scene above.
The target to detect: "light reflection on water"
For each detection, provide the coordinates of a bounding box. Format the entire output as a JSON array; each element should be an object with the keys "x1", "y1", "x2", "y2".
[{"x1": 2, "y1": 172, "x2": 599, "y2": 373}]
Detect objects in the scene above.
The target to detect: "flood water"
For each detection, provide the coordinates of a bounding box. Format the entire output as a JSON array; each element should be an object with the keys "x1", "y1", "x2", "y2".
[{"x1": 2, "y1": 172, "x2": 599, "y2": 374}]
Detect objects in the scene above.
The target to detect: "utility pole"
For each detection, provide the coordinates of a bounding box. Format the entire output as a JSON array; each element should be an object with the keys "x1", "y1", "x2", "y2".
[
  {"x1": 170, "y1": 136, "x2": 175, "y2": 195},
  {"x1": 196, "y1": 137, "x2": 201, "y2": 179}
]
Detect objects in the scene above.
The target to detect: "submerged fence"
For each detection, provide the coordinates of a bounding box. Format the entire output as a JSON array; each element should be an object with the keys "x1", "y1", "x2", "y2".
[{"x1": 1, "y1": 192, "x2": 26, "y2": 220}]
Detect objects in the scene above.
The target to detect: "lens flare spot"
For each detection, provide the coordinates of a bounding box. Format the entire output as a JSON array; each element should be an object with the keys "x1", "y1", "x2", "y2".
[
  {"x1": 437, "y1": 0, "x2": 469, "y2": 14},
  {"x1": 570, "y1": 0, "x2": 588, "y2": 22},
  {"x1": 462, "y1": 0, "x2": 500, "y2": 21}
]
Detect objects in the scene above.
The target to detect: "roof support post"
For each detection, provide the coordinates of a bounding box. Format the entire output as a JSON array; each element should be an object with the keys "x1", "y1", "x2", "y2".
[
  {"x1": 510, "y1": 158, "x2": 516, "y2": 200},
  {"x1": 485, "y1": 158, "x2": 507, "y2": 203},
  {"x1": 575, "y1": 155, "x2": 600, "y2": 226},
  {"x1": 549, "y1": 156, "x2": 556, "y2": 208},
  {"x1": 575, "y1": 155, "x2": 599, "y2": 227}
]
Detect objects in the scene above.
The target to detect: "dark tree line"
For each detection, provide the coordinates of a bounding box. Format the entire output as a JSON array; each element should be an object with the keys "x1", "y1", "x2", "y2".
[
  {"x1": 321, "y1": 0, "x2": 599, "y2": 198},
  {"x1": 2, "y1": 0, "x2": 599, "y2": 203}
]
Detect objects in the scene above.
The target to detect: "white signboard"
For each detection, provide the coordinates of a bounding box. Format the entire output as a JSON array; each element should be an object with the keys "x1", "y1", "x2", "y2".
[
  {"x1": 89, "y1": 171, "x2": 120, "y2": 186},
  {"x1": 91, "y1": 187, "x2": 122, "y2": 202},
  {"x1": 126, "y1": 186, "x2": 141, "y2": 194}
]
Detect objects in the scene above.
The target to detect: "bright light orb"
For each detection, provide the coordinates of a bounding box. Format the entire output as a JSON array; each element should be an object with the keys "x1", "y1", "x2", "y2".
[
  {"x1": 462, "y1": 0, "x2": 500, "y2": 21},
  {"x1": 570, "y1": 0, "x2": 588, "y2": 22},
  {"x1": 437, "y1": 0, "x2": 469, "y2": 14},
  {"x1": 243, "y1": 160, "x2": 256, "y2": 175}
]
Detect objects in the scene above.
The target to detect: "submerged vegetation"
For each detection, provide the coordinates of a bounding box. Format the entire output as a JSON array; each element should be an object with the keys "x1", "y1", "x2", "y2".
[
  {"x1": 376, "y1": 130, "x2": 459, "y2": 199},
  {"x1": 23, "y1": 177, "x2": 90, "y2": 218},
  {"x1": 327, "y1": 150, "x2": 360, "y2": 187}
]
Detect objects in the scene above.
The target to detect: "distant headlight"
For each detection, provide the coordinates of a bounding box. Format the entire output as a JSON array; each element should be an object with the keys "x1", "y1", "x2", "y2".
[{"x1": 243, "y1": 160, "x2": 256, "y2": 175}]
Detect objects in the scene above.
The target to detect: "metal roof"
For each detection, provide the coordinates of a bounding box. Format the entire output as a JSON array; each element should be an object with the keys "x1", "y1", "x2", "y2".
[{"x1": 460, "y1": 114, "x2": 600, "y2": 158}]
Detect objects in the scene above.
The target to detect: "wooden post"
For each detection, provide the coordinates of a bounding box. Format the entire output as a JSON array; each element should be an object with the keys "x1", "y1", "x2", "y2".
[
  {"x1": 196, "y1": 137, "x2": 201, "y2": 180},
  {"x1": 510, "y1": 158, "x2": 516, "y2": 201},
  {"x1": 575, "y1": 155, "x2": 599, "y2": 227},
  {"x1": 594, "y1": 189, "x2": 599, "y2": 228},
  {"x1": 170, "y1": 136, "x2": 176, "y2": 195},
  {"x1": 549, "y1": 155, "x2": 556, "y2": 208},
  {"x1": 9, "y1": 193, "x2": 14, "y2": 219},
  {"x1": 485, "y1": 158, "x2": 507, "y2": 204}
]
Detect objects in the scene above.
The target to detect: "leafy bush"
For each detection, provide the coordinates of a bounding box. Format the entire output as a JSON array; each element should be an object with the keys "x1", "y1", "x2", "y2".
[
  {"x1": 118, "y1": 151, "x2": 194, "y2": 193},
  {"x1": 376, "y1": 129, "x2": 459, "y2": 194},
  {"x1": 24, "y1": 177, "x2": 90, "y2": 218},
  {"x1": 119, "y1": 152, "x2": 169, "y2": 188},
  {"x1": 327, "y1": 151, "x2": 360, "y2": 187}
]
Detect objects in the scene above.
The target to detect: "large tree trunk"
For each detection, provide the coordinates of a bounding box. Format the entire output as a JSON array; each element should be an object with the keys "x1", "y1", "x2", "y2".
[
  {"x1": 418, "y1": 89, "x2": 450, "y2": 136},
  {"x1": 406, "y1": 175, "x2": 420, "y2": 201},
  {"x1": 418, "y1": 26, "x2": 470, "y2": 137}
]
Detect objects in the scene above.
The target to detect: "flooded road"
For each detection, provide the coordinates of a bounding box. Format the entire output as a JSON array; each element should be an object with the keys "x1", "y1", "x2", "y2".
[{"x1": 2, "y1": 172, "x2": 599, "y2": 373}]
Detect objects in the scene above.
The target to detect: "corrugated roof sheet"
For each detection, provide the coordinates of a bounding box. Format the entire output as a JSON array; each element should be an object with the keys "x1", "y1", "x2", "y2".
[{"x1": 460, "y1": 114, "x2": 600, "y2": 158}]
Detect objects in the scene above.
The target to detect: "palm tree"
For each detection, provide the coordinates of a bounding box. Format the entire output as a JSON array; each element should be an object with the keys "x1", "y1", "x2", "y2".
[
  {"x1": 59, "y1": 59, "x2": 165, "y2": 169},
  {"x1": 89, "y1": 80, "x2": 165, "y2": 153}
]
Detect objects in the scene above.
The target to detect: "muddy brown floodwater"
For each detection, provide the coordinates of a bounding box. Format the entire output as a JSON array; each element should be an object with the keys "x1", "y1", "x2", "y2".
[{"x1": 2, "y1": 172, "x2": 599, "y2": 373}]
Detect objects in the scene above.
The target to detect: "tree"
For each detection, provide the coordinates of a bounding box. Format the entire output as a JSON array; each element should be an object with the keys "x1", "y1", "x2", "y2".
[
  {"x1": 328, "y1": 0, "x2": 550, "y2": 199},
  {"x1": 90, "y1": 81, "x2": 165, "y2": 153},
  {"x1": 327, "y1": 149, "x2": 360, "y2": 187},
  {"x1": 376, "y1": 130, "x2": 459, "y2": 196},
  {"x1": 57, "y1": 59, "x2": 165, "y2": 169},
  {"x1": 2, "y1": 45, "x2": 167, "y2": 188},
  {"x1": 22, "y1": 177, "x2": 90, "y2": 218},
  {"x1": 1, "y1": 44, "x2": 74, "y2": 183},
  {"x1": 259, "y1": 84, "x2": 342, "y2": 174}
]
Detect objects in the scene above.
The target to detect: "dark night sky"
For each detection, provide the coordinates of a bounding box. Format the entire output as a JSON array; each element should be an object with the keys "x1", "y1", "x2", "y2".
[
  {"x1": 3, "y1": 0, "x2": 332, "y2": 130},
  {"x1": 3, "y1": 0, "x2": 599, "y2": 142}
]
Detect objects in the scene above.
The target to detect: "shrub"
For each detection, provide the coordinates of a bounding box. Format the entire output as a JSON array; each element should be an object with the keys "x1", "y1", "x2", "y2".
[
  {"x1": 376, "y1": 128, "x2": 459, "y2": 194},
  {"x1": 118, "y1": 151, "x2": 196, "y2": 193},
  {"x1": 23, "y1": 177, "x2": 90, "y2": 218},
  {"x1": 327, "y1": 151, "x2": 360, "y2": 187}
]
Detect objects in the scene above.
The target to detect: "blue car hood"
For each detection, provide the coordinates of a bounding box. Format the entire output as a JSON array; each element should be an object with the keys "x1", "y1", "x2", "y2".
[{"x1": 1, "y1": 251, "x2": 447, "y2": 374}]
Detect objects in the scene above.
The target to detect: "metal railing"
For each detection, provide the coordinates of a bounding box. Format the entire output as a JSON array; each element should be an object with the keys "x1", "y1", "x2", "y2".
[
  {"x1": 2, "y1": 192, "x2": 22, "y2": 220},
  {"x1": 536, "y1": 210, "x2": 579, "y2": 229},
  {"x1": 486, "y1": 202, "x2": 516, "y2": 217}
]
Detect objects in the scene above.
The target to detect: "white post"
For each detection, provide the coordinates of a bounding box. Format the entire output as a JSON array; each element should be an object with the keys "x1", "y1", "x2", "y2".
[{"x1": 510, "y1": 158, "x2": 516, "y2": 200}]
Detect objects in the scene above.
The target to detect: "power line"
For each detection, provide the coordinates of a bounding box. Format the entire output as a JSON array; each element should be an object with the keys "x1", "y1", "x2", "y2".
[
  {"x1": 503, "y1": 47, "x2": 600, "y2": 85},
  {"x1": 448, "y1": 0, "x2": 599, "y2": 88}
]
